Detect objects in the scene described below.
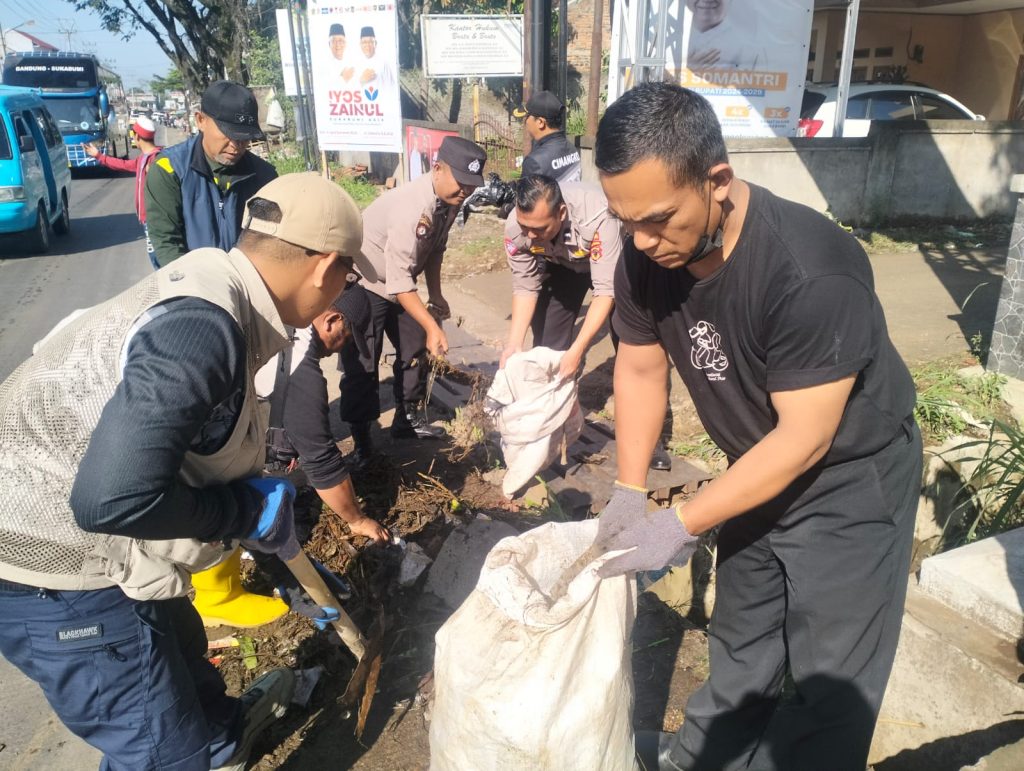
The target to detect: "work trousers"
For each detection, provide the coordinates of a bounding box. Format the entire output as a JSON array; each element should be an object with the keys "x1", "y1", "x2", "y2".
[
  {"x1": 530, "y1": 262, "x2": 594, "y2": 351},
  {"x1": 669, "y1": 419, "x2": 922, "y2": 771},
  {"x1": 0, "y1": 582, "x2": 242, "y2": 770},
  {"x1": 339, "y1": 284, "x2": 428, "y2": 424}
]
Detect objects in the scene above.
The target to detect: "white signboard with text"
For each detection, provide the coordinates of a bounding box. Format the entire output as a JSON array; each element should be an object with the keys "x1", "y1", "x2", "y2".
[
  {"x1": 308, "y1": 0, "x2": 403, "y2": 152},
  {"x1": 422, "y1": 15, "x2": 523, "y2": 78}
]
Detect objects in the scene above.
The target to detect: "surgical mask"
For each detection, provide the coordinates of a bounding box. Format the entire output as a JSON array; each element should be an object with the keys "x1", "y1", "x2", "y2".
[{"x1": 682, "y1": 182, "x2": 725, "y2": 268}]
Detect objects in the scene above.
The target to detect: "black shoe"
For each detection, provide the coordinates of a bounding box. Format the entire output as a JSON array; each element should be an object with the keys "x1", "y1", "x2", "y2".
[
  {"x1": 391, "y1": 402, "x2": 446, "y2": 440},
  {"x1": 349, "y1": 421, "x2": 374, "y2": 467},
  {"x1": 650, "y1": 443, "x2": 673, "y2": 471},
  {"x1": 635, "y1": 730, "x2": 684, "y2": 771}
]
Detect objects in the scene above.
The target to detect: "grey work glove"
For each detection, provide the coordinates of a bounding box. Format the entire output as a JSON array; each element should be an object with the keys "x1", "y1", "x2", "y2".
[
  {"x1": 239, "y1": 477, "x2": 301, "y2": 561},
  {"x1": 595, "y1": 482, "x2": 699, "y2": 578}
]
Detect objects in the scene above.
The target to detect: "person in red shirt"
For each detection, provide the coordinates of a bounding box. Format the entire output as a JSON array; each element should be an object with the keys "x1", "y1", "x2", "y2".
[{"x1": 84, "y1": 116, "x2": 163, "y2": 268}]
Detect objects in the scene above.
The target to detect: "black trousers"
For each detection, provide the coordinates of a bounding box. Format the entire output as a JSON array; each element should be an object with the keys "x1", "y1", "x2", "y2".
[
  {"x1": 670, "y1": 420, "x2": 922, "y2": 771},
  {"x1": 530, "y1": 262, "x2": 594, "y2": 351},
  {"x1": 338, "y1": 285, "x2": 427, "y2": 424}
]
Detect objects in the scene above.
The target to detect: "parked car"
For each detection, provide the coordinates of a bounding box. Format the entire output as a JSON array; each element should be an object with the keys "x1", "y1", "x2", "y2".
[
  {"x1": 0, "y1": 86, "x2": 72, "y2": 254},
  {"x1": 799, "y1": 83, "x2": 983, "y2": 138}
]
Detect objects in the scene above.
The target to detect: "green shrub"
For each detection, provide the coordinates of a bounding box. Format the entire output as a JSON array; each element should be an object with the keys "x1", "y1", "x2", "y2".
[
  {"x1": 943, "y1": 421, "x2": 1024, "y2": 546},
  {"x1": 268, "y1": 152, "x2": 308, "y2": 176},
  {"x1": 337, "y1": 175, "x2": 379, "y2": 208}
]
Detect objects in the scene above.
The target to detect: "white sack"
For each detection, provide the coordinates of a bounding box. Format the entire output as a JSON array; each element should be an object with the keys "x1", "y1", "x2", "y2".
[
  {"x1": 430, "y1": 520, "x2": 638, "y2": 771},
  {"x1": 485, "y1": 347, "x2": 584, "y2": 497}
]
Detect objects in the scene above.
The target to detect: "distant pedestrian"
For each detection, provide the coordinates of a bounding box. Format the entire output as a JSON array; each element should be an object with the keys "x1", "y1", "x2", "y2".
[
  {"x1": 145, "y1": 80, "x2": 277, "y2": 268},
  {"x1": 84, "y1": 116, "x2": 163, "y2": 268}
]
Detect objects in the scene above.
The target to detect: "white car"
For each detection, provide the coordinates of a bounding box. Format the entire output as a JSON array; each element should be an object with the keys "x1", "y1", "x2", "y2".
[{"x1": 799, "y1": 83, "x2": 983, "y2": 138}]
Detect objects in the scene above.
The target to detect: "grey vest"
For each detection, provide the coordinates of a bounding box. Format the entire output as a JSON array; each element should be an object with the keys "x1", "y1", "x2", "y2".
[{"x1": 0, "y1": 248, "x2": 289, "y2": 599}]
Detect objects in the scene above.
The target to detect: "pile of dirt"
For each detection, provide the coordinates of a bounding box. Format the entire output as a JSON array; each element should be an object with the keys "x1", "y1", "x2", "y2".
[{"x1": 215, "y1": 439, "x2": 522, "y2": 769}]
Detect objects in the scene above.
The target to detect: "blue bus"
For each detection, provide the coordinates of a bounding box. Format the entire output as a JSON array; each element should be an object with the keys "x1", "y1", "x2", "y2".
[{"x1": 1, "y1": 52, "x2": 130, "y2": 169}]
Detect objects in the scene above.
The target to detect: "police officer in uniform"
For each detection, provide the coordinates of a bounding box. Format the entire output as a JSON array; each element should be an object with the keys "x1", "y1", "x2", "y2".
[
  {"x1": 501, "y1": 174, "x2": 673, "y2": 470},
  {"x1": 339, "y1": 136, "x2": 487, "y2": 459},
  {"x1": 500, "y1": 175, "x2": 621, "y2": 377},
  {"x1": 514, "y1": 91, "x2": 582, "y2": 183}
]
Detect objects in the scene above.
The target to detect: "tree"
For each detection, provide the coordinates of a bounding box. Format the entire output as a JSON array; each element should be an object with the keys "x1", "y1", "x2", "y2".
[
  {"x1": 70, "y1": 0, "x2": 252, "y2": 95},
  {"x1": 150, "y1": 67, "x2": 186, "y2": 94}
]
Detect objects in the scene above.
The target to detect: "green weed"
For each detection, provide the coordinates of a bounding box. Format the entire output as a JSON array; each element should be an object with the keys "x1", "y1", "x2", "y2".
[
  {"x1": 268, "y1": 151, "x2": 309, "y2": 176},
  {"x1": 911, "y1": 360, "x2": 1005, "y2": 443},
  {"x1": 337, "y1": 176, "x2": 380, "y2": 208},
  {"x1": 942, "y1": 421, "x2": 1024, "y2": 546},
  {"x1": 669, "y1": 433, "x2": 726, "y2": 468}
]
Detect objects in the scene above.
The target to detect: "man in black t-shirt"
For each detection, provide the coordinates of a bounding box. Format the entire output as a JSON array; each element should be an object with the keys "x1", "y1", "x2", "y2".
[
  {"x1": 257, "y1": 286, "x2": 389, "y2": 543},
  {"x1": 592, "y1": 83, "x2": 921, "y2": 770}
]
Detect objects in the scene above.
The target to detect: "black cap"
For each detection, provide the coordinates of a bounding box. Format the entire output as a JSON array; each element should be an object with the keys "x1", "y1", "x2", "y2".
[
  {"x1": 512, "y1": 90, "x2": 565, "y2": 124},
  {"x1": 201, "y1": 81, "x2": 263, "y2": 141},
  {"x1": 360, "y1": 26, "x2": 375, "y2": 38},
  {"x1": 329, "y1": 23, "x2": 345, "y2": 37},
  {"x1": 436, "y1": 136, "x2": 487, "y2": 187},
  {"x1": 333, "y1": 282, "x2": 371, "y2": 331}
]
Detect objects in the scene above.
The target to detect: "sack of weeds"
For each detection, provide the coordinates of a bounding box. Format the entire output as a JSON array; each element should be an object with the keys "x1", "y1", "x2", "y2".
[{"x1": 430, "y1": 519, "x2": 638, "y2": 771}]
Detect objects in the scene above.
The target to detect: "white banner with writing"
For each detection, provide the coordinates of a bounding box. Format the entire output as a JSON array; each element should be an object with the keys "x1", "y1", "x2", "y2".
[
  {"x1": 421, "y1": 15, "x2": 523, "y2": 78},
  {"x1": 308, "y1": 1, "x2": 402, "y2": 152}
]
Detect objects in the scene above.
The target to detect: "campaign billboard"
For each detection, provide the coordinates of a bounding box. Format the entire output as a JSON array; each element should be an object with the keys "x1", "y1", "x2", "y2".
[
  {"x1": 307, "y1": 1, "x2": 403, "y2": 152},
  {"x1": 405, "y1": 125, "x2": 459, "y2": 180},
  {"x1": 609, "y1": 0, "x2": 813, "y2": 138}
]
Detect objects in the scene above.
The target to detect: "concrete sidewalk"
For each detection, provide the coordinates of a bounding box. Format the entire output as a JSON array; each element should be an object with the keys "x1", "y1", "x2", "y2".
[{"x1": 445, "y1": 246, "x2": 1006, "y2": 369}]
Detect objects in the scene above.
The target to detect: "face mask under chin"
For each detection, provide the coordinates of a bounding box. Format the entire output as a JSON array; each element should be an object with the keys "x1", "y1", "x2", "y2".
[{"x1": 684, "y1": 226, "x2": 724, "y2": 267}]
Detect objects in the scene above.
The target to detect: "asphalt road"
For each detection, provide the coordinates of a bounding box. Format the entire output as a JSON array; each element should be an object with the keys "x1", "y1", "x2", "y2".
[{"x1": 0, "y1": 150, "x2": 157, "y2": 769}]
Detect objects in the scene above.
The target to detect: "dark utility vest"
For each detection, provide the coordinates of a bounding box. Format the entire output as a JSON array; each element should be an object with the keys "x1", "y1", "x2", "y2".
[{"x1": 161, "y1": 135, "x2": 277, "y2": 253}]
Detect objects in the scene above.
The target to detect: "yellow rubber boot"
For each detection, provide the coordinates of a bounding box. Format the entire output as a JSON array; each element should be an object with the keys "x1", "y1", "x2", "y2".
[{"x1": 191, "y1": 548, "x2": 289, "y2": 628}]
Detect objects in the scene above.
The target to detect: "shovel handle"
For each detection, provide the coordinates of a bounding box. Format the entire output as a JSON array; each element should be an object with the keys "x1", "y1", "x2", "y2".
[{"x1": 283, "y1": 550, "x2": 367, "y2": 661}]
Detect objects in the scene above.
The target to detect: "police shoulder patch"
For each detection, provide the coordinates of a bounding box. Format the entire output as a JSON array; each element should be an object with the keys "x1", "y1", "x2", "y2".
[
  {"x1": 415, "y1": 215, "x2": 431, "y2": 240},
  {"x1": 504, "y1": 238, "x2": 519, "y2": 256},
  {"x1": 590, "y1": 231, "x2": 603, "y2": 261}
]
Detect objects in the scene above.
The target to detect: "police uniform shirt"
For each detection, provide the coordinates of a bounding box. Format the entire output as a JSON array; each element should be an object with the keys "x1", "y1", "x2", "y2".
[
  {"x1": 504, "y1": 182, "x2": 623, "y2": 298},
  {"x1": 612, "y1": 183, "x2": 916, "y2": 465},
  {"x1": 360, "y1": 172, "x2": 459, "y2": 301},
  {"x1": 521, "y1": 131, "x2": 582, "y2": 183}
]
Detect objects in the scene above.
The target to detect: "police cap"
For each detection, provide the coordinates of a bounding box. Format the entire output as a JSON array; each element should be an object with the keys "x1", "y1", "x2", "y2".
[{"x1": 436, "y1": 136, "x2": 487, "y2": 187}]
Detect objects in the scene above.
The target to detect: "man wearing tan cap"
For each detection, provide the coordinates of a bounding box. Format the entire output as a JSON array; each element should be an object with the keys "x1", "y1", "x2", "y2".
[
  {"x1": 0, "y1": 173, "x2": 369, "y2": 771},
  {"x1": 338, "y1": 135, "x2": 486, "y2": 461}
]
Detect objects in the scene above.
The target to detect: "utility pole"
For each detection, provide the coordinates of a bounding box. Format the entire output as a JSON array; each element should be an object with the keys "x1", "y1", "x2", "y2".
[
  {"x1": 56, "y1": 19, "x2": 78, "y2": 51},
  {"x1": 585, "y1": 0, "x2": 605, "y2": 136}
]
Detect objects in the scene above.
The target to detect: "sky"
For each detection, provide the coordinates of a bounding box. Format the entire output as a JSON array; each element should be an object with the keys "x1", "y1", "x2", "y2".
[{"x1": 0, "y1": 0, "x2": 173, "y2": 88}]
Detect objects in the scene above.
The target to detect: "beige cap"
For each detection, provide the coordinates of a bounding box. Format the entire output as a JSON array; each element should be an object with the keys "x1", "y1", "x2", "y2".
[{"x1": 242, "y1": 172, "x2": 377, "y2": 282}]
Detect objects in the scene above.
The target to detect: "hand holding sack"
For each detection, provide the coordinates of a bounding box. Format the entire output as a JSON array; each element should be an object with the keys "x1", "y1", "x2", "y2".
[
  {"x1": 594, "y1": 482, "x2": 699, "y2": 578},
  {"x1": 485, "y1": 347, "x2": 584, "y2": 497}
]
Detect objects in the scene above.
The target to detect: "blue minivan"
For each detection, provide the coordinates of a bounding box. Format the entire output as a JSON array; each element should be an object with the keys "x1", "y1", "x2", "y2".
[{"x1": 0, "y1": 86, "x2": 72, "y2": 254}]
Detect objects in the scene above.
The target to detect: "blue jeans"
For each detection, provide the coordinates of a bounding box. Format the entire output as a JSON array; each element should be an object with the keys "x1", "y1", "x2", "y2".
[{"x1": 0, "y1": 583, "x2": 242, "y2": 770}]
